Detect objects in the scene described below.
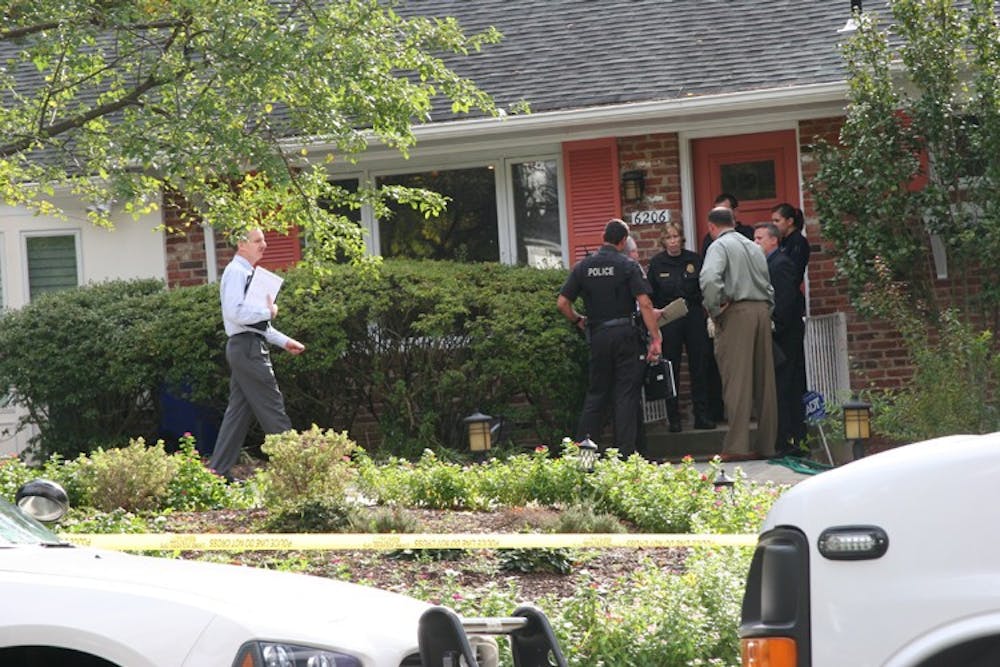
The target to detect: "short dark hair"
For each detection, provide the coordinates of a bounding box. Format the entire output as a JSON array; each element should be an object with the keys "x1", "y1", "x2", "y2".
[
  {"x1": 603, "y1": 218, "x2": 629, "y2": 244},
  {"x1": 754, "y1": 222, "x2": 781, "y2": 240},
  {"x1": 707, "y1": 207, "x2": 734, "y2": 227},
  {"x1": 714, "y1": 192, "x2": 739, "y2": 209}
]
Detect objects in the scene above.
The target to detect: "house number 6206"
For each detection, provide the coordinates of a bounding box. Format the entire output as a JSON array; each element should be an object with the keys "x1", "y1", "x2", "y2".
[{"x1": 630, "y1": 209, "x2": 671, "y2": 226}]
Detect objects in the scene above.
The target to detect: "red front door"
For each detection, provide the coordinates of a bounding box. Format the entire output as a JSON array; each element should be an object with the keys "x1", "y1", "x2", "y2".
[{"x1": 692, "y1": 130, "x2": 800, "y2": 246}]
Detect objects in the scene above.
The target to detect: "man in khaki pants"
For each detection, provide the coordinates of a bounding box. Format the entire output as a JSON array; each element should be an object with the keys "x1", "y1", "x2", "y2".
[{"x1": 699, "y1": 207, "x2": 777, "y2": 460}]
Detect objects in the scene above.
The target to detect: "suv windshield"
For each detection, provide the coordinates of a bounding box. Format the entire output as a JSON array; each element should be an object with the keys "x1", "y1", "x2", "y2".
[{"x1": 0, "y1": 498, "x2": 64, "y2": 546}]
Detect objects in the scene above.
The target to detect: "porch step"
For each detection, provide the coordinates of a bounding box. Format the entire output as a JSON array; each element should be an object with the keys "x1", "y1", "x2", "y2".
[{"x1": 644, "y1": 419, "x2": 762, "y2": 462}]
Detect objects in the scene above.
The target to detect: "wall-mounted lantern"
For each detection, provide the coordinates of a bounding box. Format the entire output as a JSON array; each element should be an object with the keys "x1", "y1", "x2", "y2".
[{"x1": 621, "y1": 170, "x2": 646, "y2": 203}]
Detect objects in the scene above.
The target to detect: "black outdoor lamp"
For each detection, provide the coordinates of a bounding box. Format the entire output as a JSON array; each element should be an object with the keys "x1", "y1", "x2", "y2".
[
  {"x1": 578, "y1": 435, "x2": 599, "y2": 474},
  {"x1": 621, "y1": 170, "x2": 646, "y2": 203},
  {"x1": 842, "y1": 395, "x2": 872, "y2": 460},
  {"x1": 713, "y1": 468, "x2": 736, "y2": 501},
  {"x1": 464, "y1": 409, "x2": 493, "y2": 457}
]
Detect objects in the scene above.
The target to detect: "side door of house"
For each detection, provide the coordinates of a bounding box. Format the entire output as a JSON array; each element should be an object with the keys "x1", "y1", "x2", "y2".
[{"x1": 692, "y1": 130, "x2": 800, "y2": 246}]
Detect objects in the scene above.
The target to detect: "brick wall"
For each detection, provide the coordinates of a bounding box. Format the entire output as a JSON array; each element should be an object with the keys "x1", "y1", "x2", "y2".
[
  {"x1": 163, "y1": 193, "x2": 235, "y2": 288},
  {"x1": 799, "y1": 116, "x2": 914, "y2": 391},
  {"x1": 618, "y1": 133, "x2": 682, "y2": 263},
  {"x1": 163, "y1": 192, "x2": 210, "y2": 288}
]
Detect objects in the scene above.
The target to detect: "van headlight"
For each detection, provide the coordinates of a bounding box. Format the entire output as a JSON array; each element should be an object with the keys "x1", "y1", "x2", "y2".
[{"x1": 235, "y1": 641, "x2": 362, "y2": 667}]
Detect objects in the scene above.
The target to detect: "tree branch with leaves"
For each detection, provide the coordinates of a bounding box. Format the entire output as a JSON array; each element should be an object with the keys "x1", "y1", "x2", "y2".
[{"x1": 0, "y1": 0, "x2": 512, "y2": 264}]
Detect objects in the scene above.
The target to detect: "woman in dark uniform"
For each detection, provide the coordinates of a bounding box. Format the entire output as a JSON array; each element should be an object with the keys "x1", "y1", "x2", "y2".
[
  {"x1": 771, "y1": 203, "x2": 810, "y2": 287},
  {"x1": 647, "y1": 222, "x2": 715, "y2": 432}
]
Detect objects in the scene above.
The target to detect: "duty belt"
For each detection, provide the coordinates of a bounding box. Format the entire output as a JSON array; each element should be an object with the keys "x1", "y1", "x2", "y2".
[{"x1": 591, "y1": 316, "x2": 634, "y2": 331}]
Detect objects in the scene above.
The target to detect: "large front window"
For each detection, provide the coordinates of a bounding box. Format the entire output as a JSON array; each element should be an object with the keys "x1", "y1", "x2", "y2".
[
  {"x1": 370, "y1": 156, "x2": 565, "y2": 266},
  {"x1": 377, "y1": 167, "x2": 499, "y2": 262}
]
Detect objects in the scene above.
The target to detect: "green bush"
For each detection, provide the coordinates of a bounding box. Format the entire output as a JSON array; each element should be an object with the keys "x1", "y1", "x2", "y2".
[
  {"x1": 258, "y1": 425, "x2": 357, "y2": 508},
  {"x1": 355, "y1": 447, "x2": 778, "y2": 533},
  {"x1": 868, "y1": 309, "x2": 999, "y2": 442},
  {"x1": 0, "y1": 279, "x2": 167, "y2": 456},
  {"x1": 58, "y1": 508, "x2": 154, "y2": 535},
  {"x1": 544, "y1": 503, "x2": 626, "y2": 534},
  {"x1": 0, "y1": 455, "x2": 36, "y2": 500},
  {"x1": 0, "y1": 261, "x2": 586, "y2": 460},
  {"x1": 263, "y1": 498, "x2": 358, "y2": 533},
  {"x1": 75, "y1": 438, "x2": 178, "y2": 512},
  {"x1": 498, "y1": 548, "x2": 574, "y2": 575},
  {"x1": 275, "y1": 260, "x2": 586, "y2": 456},
  {"x1": 549, "y1": 548, "x2": 749, "y2": 665},
  {"x1": 360, "y1": 506, "x2": 423, "y2": 534},
  {"x1": 410, "y1": 548, "x2": 753, "y2": 667},
  {"x1": 165, "y1": 434, "x2": 232, "y2": 511}
]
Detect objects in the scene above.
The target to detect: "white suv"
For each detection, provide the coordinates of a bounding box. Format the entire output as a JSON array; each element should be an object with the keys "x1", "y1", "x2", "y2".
[
  {"x1": 1, "y1": 481, "x2": 566, "y2": 667},
  {"x1": 740, "y1": 433, "x2": 1000, "y2": 667}
]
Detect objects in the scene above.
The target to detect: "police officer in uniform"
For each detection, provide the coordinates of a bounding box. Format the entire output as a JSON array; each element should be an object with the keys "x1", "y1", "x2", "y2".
[
  {"x1": 557, "y1": 219, "x2": 662, "y2": 457},
  {"x1": 647, "y1": 222, "x2": 716, "y2": 432}
]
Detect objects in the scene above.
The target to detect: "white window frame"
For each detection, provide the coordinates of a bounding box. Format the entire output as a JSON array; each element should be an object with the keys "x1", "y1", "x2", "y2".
[
  {"x1": 502, "y1": 153, "x2": 567, "y2": 267},
  {"x1": 358, "y1": 149, "x2": 568, "y2": 266},
  {"x1": 20, "y1": 229, "x2": 83, "y2": 303}
]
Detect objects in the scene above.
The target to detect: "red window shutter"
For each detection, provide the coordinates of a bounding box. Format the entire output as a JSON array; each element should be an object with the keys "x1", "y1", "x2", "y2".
[
  {"x1": 563, "y1": 138, "x2": 621, "y2": 263},
  {"x1": 259, "y1": 227, "x2": 301, "y2": 271}
]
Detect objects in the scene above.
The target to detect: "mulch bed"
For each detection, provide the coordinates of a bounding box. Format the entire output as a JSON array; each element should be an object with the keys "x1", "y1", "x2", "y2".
[{"x1": 159, "y1": 505, "x2": 690, "y2": 602}]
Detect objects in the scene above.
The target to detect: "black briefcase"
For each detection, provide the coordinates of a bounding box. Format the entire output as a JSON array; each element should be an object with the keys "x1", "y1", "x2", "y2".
[{"x1": 644, "y1": 359, "x2": 676, "y2": 401}]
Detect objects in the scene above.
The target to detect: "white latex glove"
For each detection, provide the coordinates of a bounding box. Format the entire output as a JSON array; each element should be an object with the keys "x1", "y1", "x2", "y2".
[{"x1": 706, "y1": 318, "x2": 717, "y2": 339}]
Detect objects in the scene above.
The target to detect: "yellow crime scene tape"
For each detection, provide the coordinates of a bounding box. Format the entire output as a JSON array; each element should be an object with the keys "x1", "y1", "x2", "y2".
[{"x1": 61, "y1": 532, "x2": 758, "y2": 551}]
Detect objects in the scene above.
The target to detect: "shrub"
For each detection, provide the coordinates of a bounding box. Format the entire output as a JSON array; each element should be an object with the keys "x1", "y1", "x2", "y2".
[
  {"x1": 0, "y1": 455, "x2": 35, "y2": 500},
  {"x1": 0, "y1": 261, "x2": 588, "y2": 460},
  {"x1": 58, "y1": 508, "x2": 154, "y2": 534},
  {"x1": 867, "y1": 310, "x2": 999, "y2": 441},
  {"x1": 544, "y1": 503, "x2": 626, "y2": 534},
  {"x1": 258, "y1": 425, "x2": 358, "y2": 508},
  {"x1": 75, "y1": 439, "x2": 178, "y2": 512},
  {"x1": 0, "y1": 279, "x2": 167, "y2": 457},
  {"x1": 497, "y1": 548, "x2": 574, "y2": 575},
  {"x1": 359, "y1": 506, "x2": 423, "y2": 534},
  {"x1": 263, "y1": 498, "x2": 358, "y2": 533},
  {"x1": 164, "y1": 434, "x2": 232, "y2": 511}
]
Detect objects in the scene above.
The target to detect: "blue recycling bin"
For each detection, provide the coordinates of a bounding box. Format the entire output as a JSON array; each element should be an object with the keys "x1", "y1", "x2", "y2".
[{"x1": 158, "y1": 385, "x2": 221, "y2": 456}]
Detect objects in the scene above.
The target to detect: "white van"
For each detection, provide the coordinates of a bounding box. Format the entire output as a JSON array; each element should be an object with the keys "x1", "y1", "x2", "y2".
[{"x1": 740, "y1": 433, "x2": 1000, "y2": 667}]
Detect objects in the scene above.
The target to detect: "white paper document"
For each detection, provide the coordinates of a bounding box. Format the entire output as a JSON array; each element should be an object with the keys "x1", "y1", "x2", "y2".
[{"x1": 244, "y1": 266, "x2": 284, "y2": 310}]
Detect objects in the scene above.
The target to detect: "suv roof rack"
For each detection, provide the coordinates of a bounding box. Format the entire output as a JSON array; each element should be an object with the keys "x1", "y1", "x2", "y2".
[{"x1": 418, "y1": 604, "x2": 568, "y2": 667}]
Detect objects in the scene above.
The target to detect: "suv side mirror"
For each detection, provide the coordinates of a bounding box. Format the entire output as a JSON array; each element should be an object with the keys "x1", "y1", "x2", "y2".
[{"x1": 16, "y1": 479, "x2": 69, "y2": 523}]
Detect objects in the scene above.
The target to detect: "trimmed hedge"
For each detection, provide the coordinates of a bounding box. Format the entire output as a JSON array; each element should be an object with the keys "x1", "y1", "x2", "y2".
[{"x1": 0, "y1": 261, "x2": 587, "y2": 458}]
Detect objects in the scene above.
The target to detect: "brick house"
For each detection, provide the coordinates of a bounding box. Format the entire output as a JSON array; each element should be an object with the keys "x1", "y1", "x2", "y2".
[
  {"x1": 163, "y1": 1, "x2": 906, "y2": 400},
  {"x1": 6, "y1": 1, "x2": 939, "y2": 453}
]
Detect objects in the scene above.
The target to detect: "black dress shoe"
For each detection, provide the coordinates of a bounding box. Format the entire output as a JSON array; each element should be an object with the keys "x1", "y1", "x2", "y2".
[
  {"x1": 694, "y1": 417, "x2": 716, "y2": 430},
  {"x1": 668, "y1": 421, "x2": 682, "y2": 433}
]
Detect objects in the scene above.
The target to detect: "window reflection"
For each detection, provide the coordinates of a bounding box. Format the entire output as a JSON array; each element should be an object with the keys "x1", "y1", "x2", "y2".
[
  {"x1": 720, "y1": 160, "x2": 777, "y2": 202},
  {"x1": 512, "y1": 160, "x2": 562, "y2": 268},
  {"x1": 378, "y1": 168, "x2": 499, "y2": 262}
]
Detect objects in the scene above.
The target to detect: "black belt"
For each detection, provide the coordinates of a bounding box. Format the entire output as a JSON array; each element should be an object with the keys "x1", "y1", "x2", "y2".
[
  {"x1": 591, "y1": 316, "x2": 634, "y2": 331},
  {"x1": 232, "y1": 331, "x2": 265, "y2": 340}
]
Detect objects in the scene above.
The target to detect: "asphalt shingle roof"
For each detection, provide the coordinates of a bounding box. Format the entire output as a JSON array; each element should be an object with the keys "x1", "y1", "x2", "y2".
[{"x1": 397, "y1": 0, "x2": 890, "y2": 119}]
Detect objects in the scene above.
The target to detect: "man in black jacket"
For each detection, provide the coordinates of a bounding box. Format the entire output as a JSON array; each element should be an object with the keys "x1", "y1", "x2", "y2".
[{"x1": 754, "y1": 222, "x2": 807, "y2": 454}]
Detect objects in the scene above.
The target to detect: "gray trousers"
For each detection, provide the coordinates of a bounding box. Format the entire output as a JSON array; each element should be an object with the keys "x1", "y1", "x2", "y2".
[{"x1": 208, "y1": 332, "x2": 291, "y2": 477}]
